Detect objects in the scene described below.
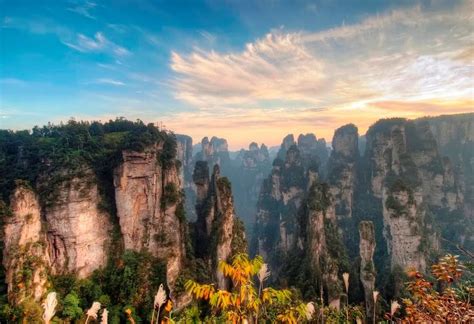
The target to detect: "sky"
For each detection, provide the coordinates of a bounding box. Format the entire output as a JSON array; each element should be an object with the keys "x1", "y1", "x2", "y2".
[{"x1": 1, "y1": 0, "x2": 473, "y2": 150}]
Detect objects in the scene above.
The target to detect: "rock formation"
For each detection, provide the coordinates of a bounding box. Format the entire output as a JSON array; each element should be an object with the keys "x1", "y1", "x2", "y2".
[
  {"x1": 382, "y1": 185, "x2": 428, "y2": 272},
  {"x1": 196, "y1": 136, "x2": 231, "y2": 170},
  {"x1": 176, "y1": 134, "x2": 193, "y2": 185},
  {"x1": 254, "y1": 134, "x2": 346, "y2": 304},
  {"x1": 45, "y1": 169, "x2": 112, "y2": 278},
  {"x1": 231, "y1": 143, "x2": 272, "y2": 230},
  {"x1": 193, "y1": 162, "x2": 246, "y2": 289},
  {"x1": 327, "y1": 125, "x2": 358, "y2": 220},
  {"x1": 359, "y1": 221, "x2": 376, "y2": 318},
  {"x1": 114, "y1": 144, "x2": 186, "y2": 288},
  {"x1": 3, "y1": 183, "x2": 49, "y2": 305},
  {"x1": 305, "y1": 183, "x2": 342, "y2": 304},
  {"x1": 364, "y1": 119, "x2": 455, "y2": 271},
  {"x1": 297, "y1": 133, "x2": 329, "y2": 172}
]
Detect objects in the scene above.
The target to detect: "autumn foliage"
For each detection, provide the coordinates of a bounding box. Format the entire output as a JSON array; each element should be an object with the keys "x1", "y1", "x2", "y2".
[
  {"x1": 401, "y1": 254, "x2": 474, "y2": 322},
  {"x1": 185, "y1": 254, "x2": 311, "y2": 323}
]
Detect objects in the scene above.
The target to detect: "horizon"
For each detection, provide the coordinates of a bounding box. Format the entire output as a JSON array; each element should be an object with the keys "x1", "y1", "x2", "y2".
[
  {"x1": 1, "y1": 0, "x2": 473, "y2": 149},
  {"x1": 1, "y1": 111, "x2": 472, "y2": 151}
]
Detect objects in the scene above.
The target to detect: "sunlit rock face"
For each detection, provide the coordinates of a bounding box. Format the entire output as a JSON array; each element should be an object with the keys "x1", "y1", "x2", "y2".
[
  {"x1": 193, "y1": 162, "x2": 246, "y2": 290},
  {"x1": 114, "y1": 144, "x2": 186, "y2": 288},
  {"x1": 44, "y1": 168, "x2": 112, "y2": 278},
  {"x1": 3, "y1": 184, "x2": 49, "y2": 305}
]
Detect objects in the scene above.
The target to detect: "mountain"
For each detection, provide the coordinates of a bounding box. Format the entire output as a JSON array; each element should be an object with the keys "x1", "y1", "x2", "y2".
[
  {"x1": 251, "y1": 113, "x2": 473, "y2": 308},
  {"x1": 0, "y1": 113, "x2": 472, "y2": 321}
]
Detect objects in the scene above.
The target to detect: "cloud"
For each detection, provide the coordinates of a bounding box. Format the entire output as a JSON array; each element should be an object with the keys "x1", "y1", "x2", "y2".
[
  {"x1": 171, "y1": 33, "x2": 325, "y2": 107},
  {"x1": 62, "y1": 32, "x2": 131, "y2": 56},
  {"x1": 67, "y1": 1, "x2": 97, "y2": 19},
  {"x1": 199, "y1": 31, "x2": 217, "y2": 43},
  {"x1": 166, "y1": 1, "x2": 473, "y2": 148},
  {"x1": 2, "y1": 16, "x2": 130, "y2": 59},
  {"x1": 93, "y1": 78, "x2": 125, "y2": 86},
  {"x1": 169, "y1": 1, "x2": 473, "y2": 112}
]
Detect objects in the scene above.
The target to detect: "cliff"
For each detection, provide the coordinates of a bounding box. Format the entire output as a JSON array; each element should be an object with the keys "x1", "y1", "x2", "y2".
[
  {"x1": 231, "y1": 143, "x2": 272, "y2": 231},
  {"x1": 359, "y1": 221, "x2": 376, "y2": 318},
  {"x1": 364, "y1": 118, "x2": 470, "y2": 270},
  {"x1": 176, "y1": 134, "x2": 193, "y2": 185},
  {"x1": 114, "y1": 144, "x2": 186, "y2": 289},
  {"x1": 327, "y1": 125, "x2": 359, "y2": 255},
  {"x1": 193, "y1": 162, "x2": 246, "y2": 289},
  {"x1": 253, "y1": 134, "x2": 347, "y2": 304},
  {"x1": 195, "y1": 136, "x2": 231, "y2": 171},
  {"x1": 3, "y1": 184, "x2": 49, "y2": 305},
  {"x1": 0, "y1": 120, "x2": 195, "y2": 315},
  {"x1": 43, "y1": 168, "x2": 112, "y2": 278}
]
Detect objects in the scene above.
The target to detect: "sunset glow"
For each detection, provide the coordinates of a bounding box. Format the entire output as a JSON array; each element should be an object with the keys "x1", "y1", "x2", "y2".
[{"x1": 1, "y1": 0, "x2": 473, "y2": 149}]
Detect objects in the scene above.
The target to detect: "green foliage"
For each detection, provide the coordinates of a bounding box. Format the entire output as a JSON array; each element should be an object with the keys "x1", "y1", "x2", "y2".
[
  {"x1": 0, "y1": 118, "x2": 173, "y2": 205},
  {"x1": 159, "y1": 133, "x2": 178, "y2": 169},
  {"x1": 231, "y1": 218, "x2": 247, "y2": 256},
  {"x1": 49, "y1": 250, "x2": 167, "y2": 323},
  {"x1": 61, "y1": 291, "x2": 83, "y2": 320}
]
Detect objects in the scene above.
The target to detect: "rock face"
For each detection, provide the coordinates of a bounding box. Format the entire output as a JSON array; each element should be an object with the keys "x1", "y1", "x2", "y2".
[
  {"x1": 193, "y1": 162, "x2": 246, "y2": 289},
  {"x1": 254, "y1": 134, "x2": 346, "y2": 304},
  {"x1": 365, "y1": 119, "x2": 461, "y2": 209},
  {"x1": 176, "y1": 134, "x2": 198, "y2": 222},
  {"x1": 114, "y1": 144, "x2": 186, "y2": 288},
  {"x1": 255, "y1": 141, "x2": 306, "y2": 262},
  {"x1": 42, "y1": 169, "x2": 111, "y2": 278},
  {"x1": 305, "y1": 183, "x2": 341, "y2": 304},
  {"x1": 3, "y1": 184, "x2": 49, "y2": 305},
  {"x1": 328, "y1": 125, "x2": 358, "y2": 221},
  {"x1": 382, "y1": 186, "x2": 427, "y2": 271},
  {"x1": 297, "y1": 134, "x2": 329, "y2": 171},
  {"x1": 421, "y1": 113, "x2": 474, "y2": 148},
  {"x1": 359, "y1": 221, "x2": 376, "y2": 318},
  {"x1": 365, "y1": 119, "x2": 444, "y2": 271},
  {"x1": 176, "y1": 134, "x2": 193, "y2": 185},
  {"x1": 420, "y1": 113, "x2": 474, "y2": 252},
  {"x1": 231, "y1": 143, "x2": 272, "y2": 230},
  {"x1": 196, "y1": 136, "x2": 231, "y2": 170}
]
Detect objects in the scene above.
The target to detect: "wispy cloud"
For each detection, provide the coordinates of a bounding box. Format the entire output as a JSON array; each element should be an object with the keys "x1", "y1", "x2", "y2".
[
  {"x1": 67, "y1": 1, "x2": 97, "y2": 19},
  {"x1": 171, "y1": 33, "x2": 325, "y2": 107},
  {"x1": 170, "y1": 4, "x2": 472, "y2": 110},
  {"x1": 199, "y1": 30, "x2": 217, "y2": 44},
  {"x1": 165, "y1": 1, "x2": 473, "y2": 147},
  {"x1": 62, "y1": 31, "x2": 131, "y2": 56},
  {"x1": 93, "y1": 78, "x2": 125, "y2": 86}
]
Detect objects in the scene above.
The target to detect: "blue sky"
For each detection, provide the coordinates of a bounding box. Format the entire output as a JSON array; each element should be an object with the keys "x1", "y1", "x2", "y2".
[{"x1": 1, "y1": 0, "x2": 473, "y2": 149}]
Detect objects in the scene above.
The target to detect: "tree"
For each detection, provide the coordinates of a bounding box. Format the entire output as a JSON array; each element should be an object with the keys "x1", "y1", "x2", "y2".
[
  {"x1": 401, "y1": 254, "x2": 474, "y2": 322},
  {"x1": 185, "y1": 253, "x2": 312, "y2": 323},
  {"x1": 62, "y1": 292, "x2": 83, "y2": 321}
]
